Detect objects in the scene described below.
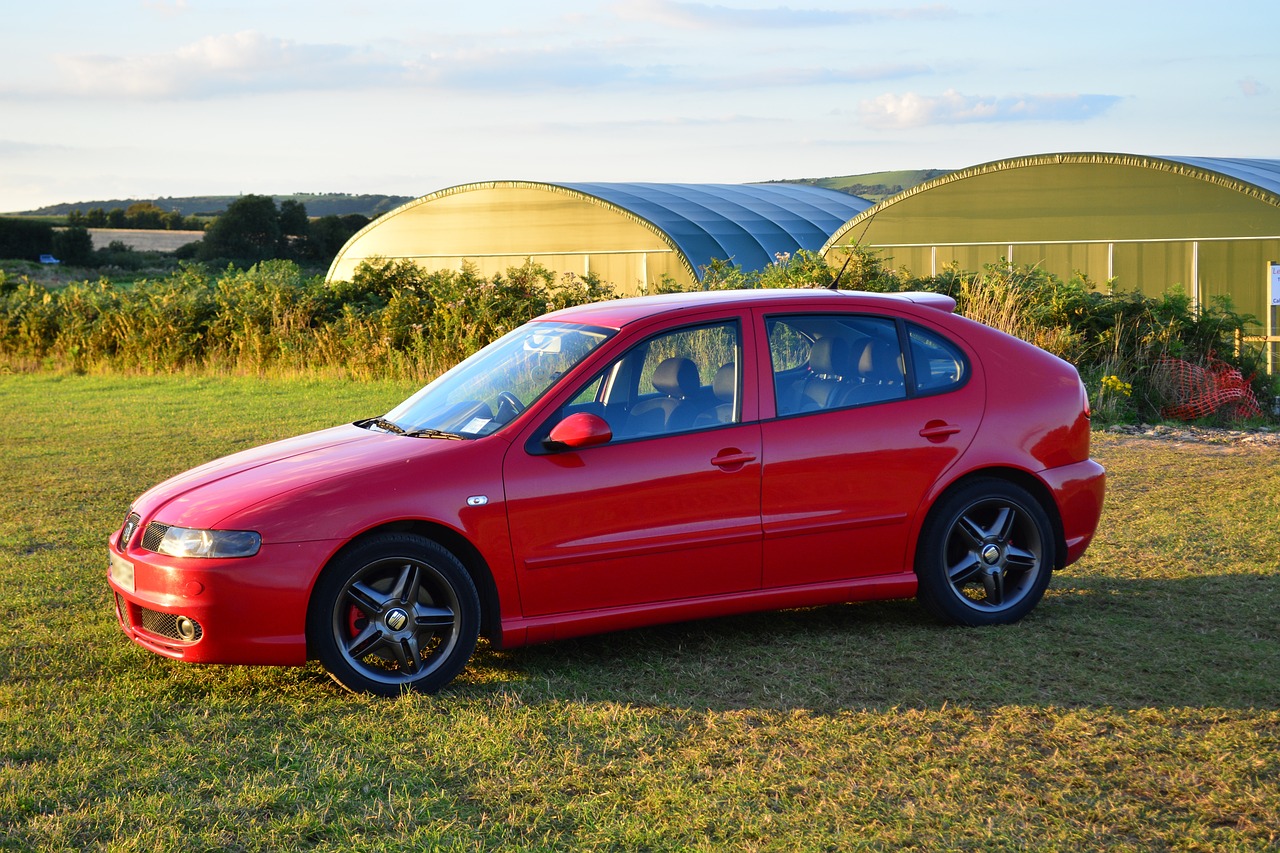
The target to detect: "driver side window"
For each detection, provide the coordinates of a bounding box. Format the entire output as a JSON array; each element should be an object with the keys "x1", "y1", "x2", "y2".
[{"x1": 567, "y1": 321, "x2": 742, "y2": 441}]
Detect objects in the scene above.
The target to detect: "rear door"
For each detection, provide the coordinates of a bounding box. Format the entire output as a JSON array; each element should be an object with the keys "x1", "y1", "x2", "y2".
[{"x1": 757, "y1": 310, "x2": 985, "y2": 588}]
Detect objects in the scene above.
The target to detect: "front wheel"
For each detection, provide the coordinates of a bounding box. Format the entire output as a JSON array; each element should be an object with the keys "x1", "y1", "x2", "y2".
[
  {"x1": 915, "y1": 479, "x2": 1056, "y2": 626},
  {"x1": 308, "y1": 533, "x2": 480, "y2": 696}
]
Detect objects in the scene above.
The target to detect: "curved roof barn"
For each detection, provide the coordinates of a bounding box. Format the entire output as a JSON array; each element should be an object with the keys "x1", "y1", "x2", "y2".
[
  {"x1": 326, "y1": 181, "x2": 870, "y2": 292},
  {"x1": 821, "y1": 154, "x2": 1280, "y2": 353}
]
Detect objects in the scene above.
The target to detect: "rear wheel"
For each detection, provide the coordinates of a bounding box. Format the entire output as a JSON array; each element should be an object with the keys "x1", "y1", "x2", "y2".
[
  {"x1": 915, "y1": 479, "x2": 1055, "y2": 626},
  {"x1": 308, "y1": 533, "x2": 480, "y2": 696}
]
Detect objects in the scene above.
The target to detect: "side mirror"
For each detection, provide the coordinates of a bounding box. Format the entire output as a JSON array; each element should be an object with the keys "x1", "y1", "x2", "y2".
[{"x1": 545, "y1": 412, "x2": 613, "y2": 450}]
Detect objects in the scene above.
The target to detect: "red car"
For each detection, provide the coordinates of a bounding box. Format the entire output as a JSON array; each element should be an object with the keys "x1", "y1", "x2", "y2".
[{"x1": 107, "y1": 289, "x2": 1105, "y2": 696}]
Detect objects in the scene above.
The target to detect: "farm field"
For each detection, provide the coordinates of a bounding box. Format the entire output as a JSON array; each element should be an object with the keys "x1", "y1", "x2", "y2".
[
  {"x1": 86, "y1": 228, "x2": 204, "y2": 252},
  {"x1": 1, "y1": 373, "x2": 1277, "y2": 850}
]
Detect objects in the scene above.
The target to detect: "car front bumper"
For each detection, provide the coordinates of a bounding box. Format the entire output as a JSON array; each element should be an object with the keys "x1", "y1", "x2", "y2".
[{"x1": 106, "y1": 534, "x2": 341, "y2": 666}]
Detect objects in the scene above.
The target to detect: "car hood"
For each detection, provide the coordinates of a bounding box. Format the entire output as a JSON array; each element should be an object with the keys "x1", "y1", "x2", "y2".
[{"x1": 131, "y1": 423, "x2": 462, "y2": 530}]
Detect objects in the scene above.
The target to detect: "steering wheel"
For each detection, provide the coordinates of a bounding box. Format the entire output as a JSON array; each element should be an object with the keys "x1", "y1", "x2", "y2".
[{"x1": 495, "y1": 391, "x2": 525, "y2": 421}]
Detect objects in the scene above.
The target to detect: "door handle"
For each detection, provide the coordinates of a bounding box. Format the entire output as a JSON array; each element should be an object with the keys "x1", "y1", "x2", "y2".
[
  {"x1": 919, "y1": 421, "x2": 962, "y2": 442},
  {"x1": 711, "y1": 450, "x2": 757, "y2": 470}
]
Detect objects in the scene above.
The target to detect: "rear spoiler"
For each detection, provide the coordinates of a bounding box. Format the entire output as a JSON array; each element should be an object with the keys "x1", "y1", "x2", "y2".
[{"x1": 888, "y1": 292, "x2": 957, "y2": 313}]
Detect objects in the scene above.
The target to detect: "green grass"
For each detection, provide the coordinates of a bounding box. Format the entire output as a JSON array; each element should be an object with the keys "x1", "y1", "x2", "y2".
[{"x1": 2, "y1": 374, "x2": 1277, "y2": 851}]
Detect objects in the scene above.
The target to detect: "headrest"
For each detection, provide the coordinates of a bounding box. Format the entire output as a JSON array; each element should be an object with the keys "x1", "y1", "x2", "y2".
[
  {"x1": 651, "y1": 357, "x2": 701, "y2": 398},
  {"x1": 858, "y1": 339, "x2": 903, "y2": 383},
  {"x1": 712, "y1": 363, "x2": 736, "y2": 402},
  {"x1": 808, "y1": 337, "x2": 850, "y2": 378}
]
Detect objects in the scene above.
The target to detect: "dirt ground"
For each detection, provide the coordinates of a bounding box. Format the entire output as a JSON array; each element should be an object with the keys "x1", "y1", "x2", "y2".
[{"x1": 1100, "y1": 422, "x2": 1280, "y2": 451}]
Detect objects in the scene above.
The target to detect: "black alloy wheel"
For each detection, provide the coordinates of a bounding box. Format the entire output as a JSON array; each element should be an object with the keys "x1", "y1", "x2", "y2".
[
  {"x1": 308, "y1": 533, "x2": 480, "y2": 696},
  {"x1": 915, "y1": 479, "x2": 1056, "y2": 626}
]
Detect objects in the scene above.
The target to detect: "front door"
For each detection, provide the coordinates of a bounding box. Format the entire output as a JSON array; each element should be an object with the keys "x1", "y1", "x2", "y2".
[{"x1": 503, "y1": 318, "x2": 764, "y2": 617}]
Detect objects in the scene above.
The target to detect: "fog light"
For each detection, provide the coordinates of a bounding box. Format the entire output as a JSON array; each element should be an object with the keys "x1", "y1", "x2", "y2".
[{"x1": 175, "y1": 616, "x2": 201, "y2": 642}]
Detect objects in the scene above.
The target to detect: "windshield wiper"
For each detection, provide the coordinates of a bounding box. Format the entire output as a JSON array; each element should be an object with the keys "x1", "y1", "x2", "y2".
[
  {"x1": 404, "y1": 427, "x2": 465, "y2": 441},
  {"x1": 357, "y1": 417, "x2": 406, "y2": 435}
]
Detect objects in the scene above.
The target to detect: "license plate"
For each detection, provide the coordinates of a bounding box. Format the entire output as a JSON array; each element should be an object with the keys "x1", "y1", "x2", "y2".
[{"x1": 109, "y1": 550, "x2": 135, "y2": 592}]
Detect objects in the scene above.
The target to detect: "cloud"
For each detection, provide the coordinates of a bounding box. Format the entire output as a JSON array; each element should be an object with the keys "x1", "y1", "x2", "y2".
[
  {"x1": 1239, "y1": 78, "x2": 1268, "y2": 97},
  {"x1": 51, "y1": 31, "x2": 399, "y2": 99},
  {"x1": 614, "y1": 0, "x2": 956, "y2": 29},
  {"x1": 31, "y1": 24, "x2": 932, "y2": 103},
  {"x1": 141, "y1": 0, "x2": 190, "y2": 16},
  {"x1": 0, "y1": 139, "x2": 68, "y2": 156},
  {"x1": 402, "y1": 41, "x2": 927, "y2": 94},
  {"x1": 714, "y1": 63, "x2": 930, "y2": 90},
  {"x1": 406, "y1": 46, "x2": 676, "y2": 91},
  {"x1": 858, "y1": 89, "x2": 1121, "y2": 128}
]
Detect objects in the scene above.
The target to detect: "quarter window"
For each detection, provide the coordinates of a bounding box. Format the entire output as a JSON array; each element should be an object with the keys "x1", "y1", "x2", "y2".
[{"x1": 908, "y1": 324, "x2": 968, "y2": 394}]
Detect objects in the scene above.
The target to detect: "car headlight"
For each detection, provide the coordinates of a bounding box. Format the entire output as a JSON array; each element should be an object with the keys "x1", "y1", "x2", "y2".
[{"x1": 155, "y1": 526, "x2": 262, "y2": 558}]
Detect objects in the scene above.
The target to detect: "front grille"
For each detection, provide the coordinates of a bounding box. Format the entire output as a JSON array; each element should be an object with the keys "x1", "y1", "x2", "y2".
[
  {"x1": 114, "y1": 592, "x2": 130, "y2": 627},
  {"x1": 141, "y1": 522, "x2": 170, "y2": 552},
  {"x1": 120, "y1": 512, "x2": 141, "y2": 549},
  {"x1": 139, "y1": 607, "x2": 203, "y2": 642}
]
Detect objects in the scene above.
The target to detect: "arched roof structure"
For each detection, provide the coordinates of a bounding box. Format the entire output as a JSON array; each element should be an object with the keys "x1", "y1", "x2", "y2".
[
  {"x1": 824, "y1": 154, "x2": 1280, "y2": 252},
  {"x1": 820, "y1": 154, "x2": 1280, "y2": 368},
  {"x1": 327, "y1": 181, "x2": 870, "y2": 292}
]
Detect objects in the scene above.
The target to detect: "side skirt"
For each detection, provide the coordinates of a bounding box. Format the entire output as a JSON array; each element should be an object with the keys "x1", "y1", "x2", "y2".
[{"x1": 500, "y1": 572, "x2": 918, "y2": 647}]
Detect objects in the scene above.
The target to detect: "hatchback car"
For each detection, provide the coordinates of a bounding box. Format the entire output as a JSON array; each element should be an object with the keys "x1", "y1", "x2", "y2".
[{"x1": 108, "y1": 289, "x2": 1105, "y2": 696}]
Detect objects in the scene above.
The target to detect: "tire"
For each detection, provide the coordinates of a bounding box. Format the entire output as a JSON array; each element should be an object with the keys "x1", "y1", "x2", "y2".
[
  {"x1": 308, "y1": 532, "x2": 480, "y2": 696},
  {"x1": 914, "y1": 478, "x2": 1056, "y2": 626}
]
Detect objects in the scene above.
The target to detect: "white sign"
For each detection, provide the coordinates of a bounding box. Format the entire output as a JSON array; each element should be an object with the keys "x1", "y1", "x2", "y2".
[{"x1": 1272, "y1": 262, "x2": 1280, "y2": 306}]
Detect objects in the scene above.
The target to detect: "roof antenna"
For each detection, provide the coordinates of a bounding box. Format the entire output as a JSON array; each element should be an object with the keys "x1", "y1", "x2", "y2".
[
  {"x1": 826, "y1": 250, "x2": 854, "y2": 291},
  {"x1": 827, "y1": 200, "x2": 881, "y2": 291}
]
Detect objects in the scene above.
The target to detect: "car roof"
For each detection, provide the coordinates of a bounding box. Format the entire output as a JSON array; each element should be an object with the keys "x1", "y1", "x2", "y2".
[{"x1": 539, "y1": 288, "x2": 957, "y2": 330}]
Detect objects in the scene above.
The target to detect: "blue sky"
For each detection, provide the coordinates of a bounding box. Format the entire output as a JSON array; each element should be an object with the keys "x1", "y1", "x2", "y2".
[{"x1": 1, "y1": 0, "x2": 1275, "y2": 211}]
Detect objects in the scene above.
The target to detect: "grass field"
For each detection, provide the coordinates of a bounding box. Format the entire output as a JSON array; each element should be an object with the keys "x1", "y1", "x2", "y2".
[{"x1": 1, "y1": 373, "x2": 1277, "y2": 850}]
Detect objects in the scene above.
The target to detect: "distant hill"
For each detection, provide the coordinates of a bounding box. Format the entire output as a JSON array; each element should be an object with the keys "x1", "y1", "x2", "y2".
[
  {"x1": 16, "y1": 173, "x2": 951, "y2": 219},
  {"x1": 769, "y1": 170, "x2": 951, "y2": 203},
  {"x1": 18, "y1": 193, "x2": 415, "y2": 219}
]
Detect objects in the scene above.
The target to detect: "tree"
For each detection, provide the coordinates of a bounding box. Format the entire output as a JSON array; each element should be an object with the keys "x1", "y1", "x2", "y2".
[
  {"x1": 278, "y1": 199, "x2": 309, "y2": 237},
  {"x1": 125, "y1": 203, "x2": 166, "y2": 229},
  {"x1": 198, "y1": 195, "x2": 283, "y2": 264},
  {"x1": 52, "y1": 226, "x2": 94, "y2": 266},
  {"x1": 0, "y1": 218, "x2": 54, "y2": 260},
  {"x1": 306, "y1": 213, "x2": 369, "y2": 260}
]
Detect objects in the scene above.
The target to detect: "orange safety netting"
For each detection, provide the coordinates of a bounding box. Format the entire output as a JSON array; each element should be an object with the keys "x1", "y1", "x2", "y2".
[{"x1": 1156, "y1": 357, "x2": 1262, "y2": 421}]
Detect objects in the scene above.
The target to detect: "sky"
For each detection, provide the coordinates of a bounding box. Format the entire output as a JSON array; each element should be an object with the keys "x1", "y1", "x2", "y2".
[{"x1": 1, "y1": 0, "x2": 1276, "y2": 212}]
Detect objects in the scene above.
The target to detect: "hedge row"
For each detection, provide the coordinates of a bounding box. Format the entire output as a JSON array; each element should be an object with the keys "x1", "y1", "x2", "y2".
[
  {"x1": 0, "y1": 259, "x2": 617, "y2": 382},
  {"x1": 0, "y1": 251, "x2": 1271, "y2": 423}
]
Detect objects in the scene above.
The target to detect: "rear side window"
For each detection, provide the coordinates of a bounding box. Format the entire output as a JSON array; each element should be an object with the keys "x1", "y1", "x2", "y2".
[
  {"x1": 908, "y1": 324, "x2": 968, "y2": 394},
  {"x1": 767, "y1": 314, "x2": 906, "y2": 415}
]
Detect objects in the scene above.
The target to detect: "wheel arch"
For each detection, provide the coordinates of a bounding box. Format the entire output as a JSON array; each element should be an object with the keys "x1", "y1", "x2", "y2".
[
  {"x1": 919, "y1": 467, "x2": 1068, "y2": 571},
  {"x1": 308, "y1": 519, "x2": 504, "y2": 652}
]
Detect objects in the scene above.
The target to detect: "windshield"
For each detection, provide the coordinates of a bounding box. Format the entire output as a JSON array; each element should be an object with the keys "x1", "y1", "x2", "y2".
[{"x1": 376, "y1": 321, "x2": 614, "y2": 438}]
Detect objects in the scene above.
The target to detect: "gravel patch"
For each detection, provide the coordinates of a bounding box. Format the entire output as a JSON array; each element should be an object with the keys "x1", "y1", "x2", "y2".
[{"x1": 1103, "y1": 423, "x2": 1280, "y2": 448}]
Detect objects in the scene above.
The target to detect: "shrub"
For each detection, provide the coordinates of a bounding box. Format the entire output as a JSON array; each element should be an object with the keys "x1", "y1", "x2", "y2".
[
  {"x1": 52, "y1": 227, "x2": 95, "y2": 267},
  {"x1": 0, "y1": 250, "x2": 1270, "y2": 424},
  {"x1": 690, "y1": 248, "x2": 1272, "y2": 424},
  {"x1": 0, "y1": 258, "x2": 619, "y2": 381}
]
